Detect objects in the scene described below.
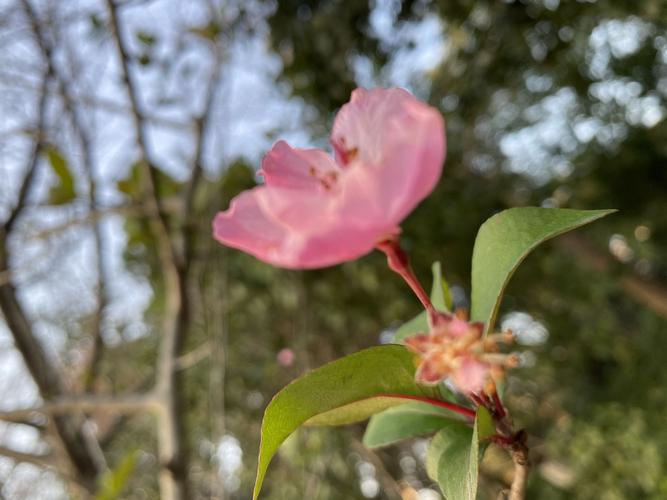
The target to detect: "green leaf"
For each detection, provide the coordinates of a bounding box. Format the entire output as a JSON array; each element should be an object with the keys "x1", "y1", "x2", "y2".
[
  {"x1": 425, "y1": 420, "x2": 473, "y2": 484},
  {"x1": 117, "y1": 162, "x2": 142, "y2": 199},
  {"x1": 363, "y1": 402, "x2": 464, "y2": 448},
  {"x1": 427, "y1": 407, "x2": 490, "y2": 500},
  {"x1": 136, "y1": 31, "x2": 157, "y2": 46},
  {"x1": 470, "y1": 207, "x2": 615, "y2": 333},
  {"x1": 95, "y1": 450, "x2": 139, "y2": 500},
  {"x1": 117, "y1": 162, "x2": 182, "y2": 200},
  {"x1": 47, "y1": 147, "x2": 76, "y2": 204},
  {"x1": 253, "y1": 345, "x2": 437, "y2": 499},
  {"x1": 476, "y1": 405, "x2": 495, "y2": 441},
  {"x1": 394, "y1": 262, "x2": 452, "y2": 342},
  {"x1": 305, "y1": 396, "x2": 412, "y2": 427},
  {"x1": 430, "y1": 261, "x2": 452, "y2": 311}
]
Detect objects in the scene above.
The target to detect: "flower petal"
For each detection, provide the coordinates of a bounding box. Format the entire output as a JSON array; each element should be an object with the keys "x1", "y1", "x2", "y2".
[
  {"x1": 415, "y1": 353, "x2": 448, "y2": 385},
  {"x1": 213, "y1": 189, "x2": 380, "y2": 269},
  {"x1": 451, "y1": 357, "x2": 490, "y2": 394},
  {"x1": 331, "y1": 87, "x2": 446, "y2": 225},
  {"x1": 259, "y1": 140, "x2": 338, "y2": 190},
  {"x1": 213, "y1": 188, "x2": 292, "y2": 265},
  {"x1": 404, "y1": 333, "x2": 434, "y2": 354}
]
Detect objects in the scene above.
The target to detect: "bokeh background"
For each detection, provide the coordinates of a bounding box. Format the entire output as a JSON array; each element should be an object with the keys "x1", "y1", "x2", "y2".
[{"x1": 1, "y1": 0, "x2": 666, "y2": 498}]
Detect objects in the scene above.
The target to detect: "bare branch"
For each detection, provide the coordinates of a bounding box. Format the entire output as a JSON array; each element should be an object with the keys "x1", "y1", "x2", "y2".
[
  {"x1": 175, "y1": 342, "x2": 211, "y2": 371},
  {"x1": 2, "y1": 45, "x2": 49, "y2": 235},
  {"x1": 557, "y1": 233, "x2": 667, "y2": 320},
  {"x1": 182, "y1": 42, "x2": 224, "y2": 224},
  {"x1": 49, "y1": 19, "x2": 114, "y2": 394},
  {"x1": 508, "y1": 442, "x2": 529, "y2": 500},
  {"x1": 0, "y1": 393, "x2": 157, "y2": 422},
  {"x1": 105, "y1": 1, "x2": 190, "y2": 497},
  {"x1": 23, "y1": 204, "x2": 144, "y2": 244},
  {"x1": 350, "y1": 440, "x2": 402, "y2": 500},
  {"x1": 0, "y1": 445, "x2": 53, "y2": 470}
]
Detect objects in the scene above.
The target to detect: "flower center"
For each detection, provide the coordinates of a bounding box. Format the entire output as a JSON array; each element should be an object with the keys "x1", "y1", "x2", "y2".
[
  {"x1": 308, "y1": 165, "x2": 338, "y2": 191},
  {"x1": 332, "y1": 136, "x2": 358, "y2": 166}
]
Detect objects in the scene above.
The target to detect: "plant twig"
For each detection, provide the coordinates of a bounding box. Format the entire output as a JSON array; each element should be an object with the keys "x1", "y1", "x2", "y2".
[
  {"x1": 376, "y1": 238, "x2": 436, "y2": 318},
  {"x1": 0, "y1": 393, "x2": 157, "y2": 421},
  {"x1": 508, "y1": 438, "x2": 529, "y2": 500},
  {"x1": 0, "y1": 445, "x2": 52, "y2": 469},
  {"x1": 105, "y1": 1, "x2": 193, "y2": 497}
]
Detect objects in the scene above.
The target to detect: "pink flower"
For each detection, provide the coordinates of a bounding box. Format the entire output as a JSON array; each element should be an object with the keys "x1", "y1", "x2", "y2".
[
  {"x1": 404, "y1": 311, "x2": 518, "y2": 395},
  {"x1": 213, "y1": 87, "x2": 445, "y2": 269},
  {"x1": 276, "y1": 348, "x2": 295, "y2": 367}
]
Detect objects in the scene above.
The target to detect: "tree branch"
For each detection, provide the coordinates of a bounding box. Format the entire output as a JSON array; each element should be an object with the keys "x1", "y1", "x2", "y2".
[
  {"x1": 105, "y1": 1, "x2": 190, "y2": 498},
  {"x1": 0, "y1": 3, "x2": 110, "y2": 495},
  {"x1": 556, "y1": 233, "x2": 667, "y2": 319},
  {"x1": 508, "y1": 441, "x2": 529, "y2": 500},
  {"x1": 0, "y1": 445, "x2": 52, "y2": 470},
  {"x1": 0, "y1": 393, "x2": 157, "y2": 422},
  {"x1": 28, "y1": 0, "x2": 113, "y2": 394}
]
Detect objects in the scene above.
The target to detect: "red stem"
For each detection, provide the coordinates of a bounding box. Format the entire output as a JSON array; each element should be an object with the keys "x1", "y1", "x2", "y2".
[
  {"x1": 378, "y1": 393, "x2": 476, "y2": 419},
  {"x1": 488, "y1": 434, "x2": 514, "y2": 447},
  {"x1": 469, "y1": 393, "x2": 486, "y2": 408},
  {"x1": 376, "y1": 239, "x2": 436, "y2": 318},
  {"x1": 492, "y1": 392, "x2": 507, "y2": 419}
]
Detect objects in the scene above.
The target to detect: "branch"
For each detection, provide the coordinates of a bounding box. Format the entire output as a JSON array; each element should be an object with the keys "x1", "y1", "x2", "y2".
[
  {"x1": 176, "y1": 342, "x2": 211, "y2": 371},
  {"x1": 0, "y1": 393, "x2": 157, "y2": 422},
  {"x1": 105, "y1": 2, "x2": 189, "y2": 498},
  {"x1": 508, "y1": 441, "x2": 529, "y2": 500},
  {"x1": 32, "y1": 1, "x2": 114, "y2": 394},
  {"x1": 557, "y1": 233, "x2": 667, "y2": 319},
  {"x1": 350, "y1": 440, "x2": 402, "y2": 500},
  {"x1": 24, "y1": 204, "x2": 145, "y2": 244},
  {"x1": 182, "y1": 38, "x2": 224, "y2": 226},
  {"x1": 0, "y1": 445, "x2": 52, "y2": 469},
  {"x1": 2, "y1": 29, "x2": 50, "y2": 234},
  {"x1": 0, "y1": 442, "x2": 92, "y2": 490}
]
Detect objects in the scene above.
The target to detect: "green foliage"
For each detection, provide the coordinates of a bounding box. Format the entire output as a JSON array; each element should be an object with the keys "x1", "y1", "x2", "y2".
[
  {"x1": 136, "y1": 31, "x2": 157, "y2": 46},
  {"x1": 470, "y1": 208, "x2": 615, "y2": 333},
  {"x1": 46, "y1": 147, "x2": 76, "y2": 204},
  {"x1": 268, "y1": 0, "x2": 387, "y2": 114},
  {"x1": 253, "y1": 345, "x2": 437, "y2": 499},
  {"x1": 116, "y1": 162, "x2": 143, "y2": 200},
  {"x1": 117, "y1": 162, "x2": 182, "y2": 201},
  {"x1": 426, "y1": 407, "x2": 493, "y2": 500},
  {"x1": 96, "y1": 450, "x2": 139, "y2": 500},
  {"x1": 70, "y1": 1, "x2": 667, "y2": 498},
  {"x1": 363, "y1": 401, "x2": 464, "y2": 448},
  {"x1": 544, "y1": 404, "x2": 666, "y2": 499}
]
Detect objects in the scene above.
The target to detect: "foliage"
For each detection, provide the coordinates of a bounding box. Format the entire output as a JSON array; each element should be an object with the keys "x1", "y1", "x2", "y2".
[{"x1": 1, "y1": 0, "x2": 666, "y2": 499}]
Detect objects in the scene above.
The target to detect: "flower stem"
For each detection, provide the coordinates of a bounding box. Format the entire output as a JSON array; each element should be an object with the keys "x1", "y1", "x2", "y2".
[
  {"x1": 492, "y1": 391, "x2": 507, "y2": 419},
  {"x1": 376, "y1": 239, "x2": 436, "y2": 318},
  {"x1": 378, "y1": 393, "x2": 476, "y2": 419},
  {"x1": 509, "y1": 438, "x2": 530, "y2": 500}
]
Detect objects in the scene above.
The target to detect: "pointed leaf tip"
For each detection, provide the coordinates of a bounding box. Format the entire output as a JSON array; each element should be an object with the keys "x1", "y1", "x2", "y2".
[{"x1": 470, "y1": 207, "x2": 615, "y2": 333}]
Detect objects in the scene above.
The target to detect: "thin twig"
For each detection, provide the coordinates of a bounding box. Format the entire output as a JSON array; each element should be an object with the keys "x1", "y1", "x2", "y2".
[
  {"x1": 105, "y1": 1, "x2": 189, "y2": 498},
  {"x1": 175, "y1": 341, "x2": 211, "y2": 371},
  {"x1": 351, "y1": 439, "x2": 402, "y2": 500},
  {"x1": 34, "y1": 0, "x2": 112, "y2": 393},
  {"x1": 0, "y1": 3, "x2": 104, "y2": 494},
  {"x1": 0, "y1": 445, "x2": 52, "y2": 469},
  {"x1": 0, "y1": 393, "x2": 157, "y2": 422},
  {"x1": 508, "y1": 440, "x2": 529, "y2": 500}
]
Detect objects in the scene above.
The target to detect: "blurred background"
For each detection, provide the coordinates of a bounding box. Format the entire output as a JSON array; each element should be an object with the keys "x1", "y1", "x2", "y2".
[{"x1": 0, "y1": 0, "x2": 666, "y2": 498}]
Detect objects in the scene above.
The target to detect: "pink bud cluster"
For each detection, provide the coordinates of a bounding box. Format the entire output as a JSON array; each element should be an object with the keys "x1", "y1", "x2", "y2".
[{"x1": 404, "y1": 310, "x2": 519, "y2": 395}]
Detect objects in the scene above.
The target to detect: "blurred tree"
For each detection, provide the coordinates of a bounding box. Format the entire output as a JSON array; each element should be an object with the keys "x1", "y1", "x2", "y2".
[{"x1": 0, "y1": 0, "x2": 665, "y2": 499}]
